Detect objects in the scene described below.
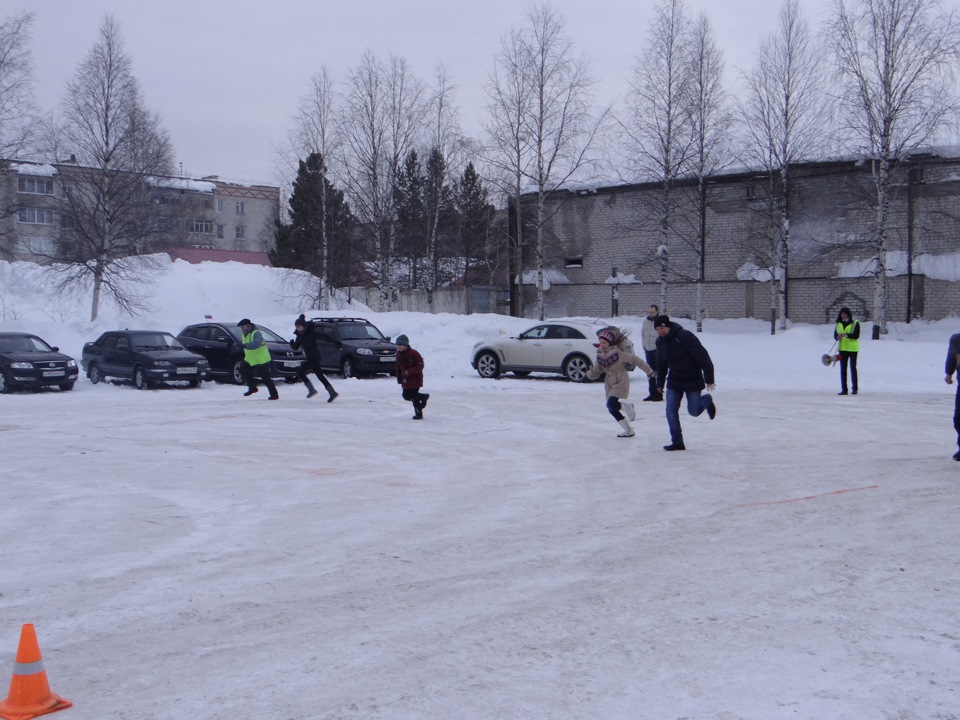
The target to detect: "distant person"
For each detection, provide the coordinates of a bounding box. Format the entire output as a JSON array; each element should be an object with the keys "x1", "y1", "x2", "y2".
[
  {"x1": 395, "y1": 334, "x2": 429, "y2": 420},
  {"x1": 834, "y1": 307, "x2": 861, "y2": 395},
  {"x1": 944, "y1": 333, "x2": 960, "y2": 460},
  {"x1": 587, "y1": 326, "x2": 656, "y2": 437},
  {"x1": 641, "y1": 304, "x2": 663, "y2": 401},
  {"x1": 290, "y1": 314, "x2": 338, "y2": 402},
  {"x1": 237, "y1": 318, "x2": 279, "y2": 400},
  {"x1": 654, "y1": 315, "x2": 717, "y2": 451}
]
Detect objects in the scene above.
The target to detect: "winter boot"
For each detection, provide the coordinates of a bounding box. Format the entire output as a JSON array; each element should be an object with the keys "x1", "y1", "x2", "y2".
[
  {"x1": 327, "y1": 390, "x2": 339, "y2": 403},
  {"x1": 617, "y1": 418, "x2": 635, "y2": 438},
  {"x1": 243, "y1": 387, "x2": 258, "y2": 397},
  {"x1": 420, "y1": 393, "x2": 429, "y2": 408},
  {"x1": 707, "y1": 396, "x2": 717, "y2": 420},
  {"x1": 623, "y1": 402, "x2": 636, "y2": 421},
  {"x1": 305, "y1": 380, "x2": 318, "y2": 399},
  {"x1": 663, "y1": 441, "x2": 686, "y2": 451}
]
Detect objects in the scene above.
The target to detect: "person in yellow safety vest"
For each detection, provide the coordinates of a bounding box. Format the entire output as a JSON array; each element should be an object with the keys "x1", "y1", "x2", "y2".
[
  {"x1": 237, "y1": 318, "x2": 279, "y2": 400},
  {"x1": 834, "y1": 307, "x2": 860, "y2": 395}
]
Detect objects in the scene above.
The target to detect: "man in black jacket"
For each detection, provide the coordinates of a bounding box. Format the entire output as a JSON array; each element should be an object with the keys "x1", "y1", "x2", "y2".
[
  {"x1": 291, "y1": 315, "x2": 338, "y2": 402},
  {"x1": 944, "y1": 333, "x2": 960, "y2": 460},
  {"x1": 654, "y1": 315, "x2": 717, "y2": 451}
]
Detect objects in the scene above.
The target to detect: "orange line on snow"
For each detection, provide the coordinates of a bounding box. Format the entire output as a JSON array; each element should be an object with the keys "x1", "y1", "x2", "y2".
[{"x1": 739, "y1": 485, "x2": 880, "y2": 507}]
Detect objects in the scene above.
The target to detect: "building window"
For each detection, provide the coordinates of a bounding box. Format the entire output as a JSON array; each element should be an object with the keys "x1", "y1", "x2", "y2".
[
  {"x1": 564, "y1": 257, "x2": 584, "y2": 268},
  {"x1": 216, "y1": 224, "x2": 224, "y2": 239},
  {"x1": 160, "y1": 193, "x2": 180, "y2": 205},
  {"x1": 202, "y1": 198, "x2": 212, "y2": 209},
  {"x1": 186, "y1": 218, "x2": 214, "y2": 234},
  {"x1": 235, "y1": 201, "x2": 245, "y2": 215},
  {"x1": 18, "y1": 236, "x2": 57, "y2": 254},
  {"x1": 235, "y1": 225, "x2": 246, "y2": 241},
  {"x1": 18, "y1": 176, "x2": 54, "y2": 195},
  {"x1": 216, "y1": 198, "x2": 223, "y2": 213},
  {"x1": 17, "y1": 207, "x2": 55, "y2": 225}
]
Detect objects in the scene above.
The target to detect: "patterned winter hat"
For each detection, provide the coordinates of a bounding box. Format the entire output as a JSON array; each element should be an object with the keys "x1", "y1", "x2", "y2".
[{"x1": 597, "y1": 328, "x2": 616, "y2": 343}]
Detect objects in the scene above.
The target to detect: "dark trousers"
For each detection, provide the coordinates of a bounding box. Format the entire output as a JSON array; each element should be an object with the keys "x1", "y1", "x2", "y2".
[
  {"x1": 606, "y1": 395, "x2": 625, "y2": 421},
  {"x1": 954, "y1": 385, "x2": 960, "y2": 450},
  {"x1": 402, "y1": 387, "x2": 427, "y2": 413},
  {"x1": 839, "y1": 351, "x2": 858, "y2": 392},
  {"x1": 241, "y1": 361, "x2": 278, "y2": 397},
  {"x1": 297, "y1": 359, "x2": 335, "y2": 394},
  {"x1": 644, "y1": 349, "x2": 661, "y2": 397}
]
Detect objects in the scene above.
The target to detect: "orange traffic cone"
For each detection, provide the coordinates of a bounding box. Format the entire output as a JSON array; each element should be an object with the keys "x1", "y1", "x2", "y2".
[{"x1": 0, "y1": 624, "x2": 72, "y2": 720}]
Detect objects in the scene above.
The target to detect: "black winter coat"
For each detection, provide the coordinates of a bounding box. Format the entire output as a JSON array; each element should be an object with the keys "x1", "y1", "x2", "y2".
[
  {"x1": 290, "y1": 321, "x2": 321, "y2": 361},
  {"x1": 655, "y1": 322, "x2": 715, "y2": 392}
]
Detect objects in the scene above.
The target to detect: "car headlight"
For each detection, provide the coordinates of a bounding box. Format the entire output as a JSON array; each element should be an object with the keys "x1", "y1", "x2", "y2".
[
  {"x1": 197, "y1": 359, "x2": 209, "y2": 366},
  {"x1": 10, "y1": 361, "x2": 32, "y2": 369},
  {"x1": 152, "y1": 360, "x2": 174, "y2": 367},
  {"x1": 67, "y1": 359, "x2": 77, "y2": 368},
  {"x1": 357, "y1": 348, "x2": 373, "y2": 356}
]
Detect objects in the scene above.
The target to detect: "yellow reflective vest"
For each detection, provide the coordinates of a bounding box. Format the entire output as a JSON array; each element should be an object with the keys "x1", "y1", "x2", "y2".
[
  {"x1": 241, "y1": 328, "x2": 271, "y2": 366},
  {"x1": 835, "y1": 320, "x2": 860, "y2": 352}
]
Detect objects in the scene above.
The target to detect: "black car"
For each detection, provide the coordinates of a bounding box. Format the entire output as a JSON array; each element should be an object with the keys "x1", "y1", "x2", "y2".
[
  {"x1": 0, "y1": 332, "x2": 79, "y2": 393},
  {"x1": 81, "y1": 330, "x2": 211, "y2": 389},
  {"x1": 308, "y1": 317, "x2": 397, "y2": 377},
  {"x1": 177, "y1": 322, "x2": 305, "y2": 384}
]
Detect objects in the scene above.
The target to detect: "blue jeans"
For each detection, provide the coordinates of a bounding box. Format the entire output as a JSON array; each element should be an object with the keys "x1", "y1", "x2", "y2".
[{"x1": 665, "y1": 387, "x2": 711, "y2": 444}]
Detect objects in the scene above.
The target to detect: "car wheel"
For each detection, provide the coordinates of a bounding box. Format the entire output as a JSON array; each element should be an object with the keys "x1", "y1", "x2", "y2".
[
  {"x1": 231, "y1": 359, "x2": 246, "y2": 385},
  {"x1": 341, "y1": 357, "x2": 354, "y2": 378},
  {"x1": 133, "y1": 366, "x2": 151, "y2": 390},
  {"x1": 563, "y1": 354, "x2": 591, "y2": 383},
  {"x1": 0, "y1": 370, "x2": 9, "y2": 394},
  {"x1": 475, "y1": 351, "x2": 501, "y2": 379},
  {"x1": 88, "y1": 363, "x2": 102, "y2": 384},
  {"x1": 58, "y1": 381, "x2": 75, "y2": 391},
  {"x1": 512, "y1": 370, "x2": 531, "y2": 377}
]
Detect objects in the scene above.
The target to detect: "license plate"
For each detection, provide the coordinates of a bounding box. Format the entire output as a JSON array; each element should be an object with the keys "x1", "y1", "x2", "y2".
[
  {"x1": 42, "y1": 370, "x2": 65, "y2": 377},
  {"x1": 176, "y1": 366, "x2": 197, "y2": 375},
  {"x1": 380, "y1": 356, "x2": 395, "y2": 362},
  {"x1": 283, "y1": 361, "x2": 300, "y2": 367}
]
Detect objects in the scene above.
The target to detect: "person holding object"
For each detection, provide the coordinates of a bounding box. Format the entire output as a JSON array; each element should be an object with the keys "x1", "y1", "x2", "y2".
[
  {"x1": 237, "y1": 318, "x2": 279, "y2": 400},
  {"x1": 641, "y1": 304, "x2": 663, "y2": 401},
  {"x1": 834, "y1": 307, "x2": 860, "y2": 395},
  {"x1": 587, "y1": 326, "x2": 656, "y2": 438},
  {"x1": 290, "y1": 314, "x2": 338, "y2": 402},
  {"x1": 654, "y1": 315, "x2": 716, "y2": 451},
  {"x1": 944, "y1": 333, "x2": 960, "y2": 460},
  {"x1": 395, "y1": 334, "x2": 429, "y2": 420}
]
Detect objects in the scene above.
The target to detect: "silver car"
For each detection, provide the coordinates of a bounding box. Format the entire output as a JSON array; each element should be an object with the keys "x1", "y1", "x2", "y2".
[{"x1": 470, "y1": 321, "x2": 603, "y2": 382}]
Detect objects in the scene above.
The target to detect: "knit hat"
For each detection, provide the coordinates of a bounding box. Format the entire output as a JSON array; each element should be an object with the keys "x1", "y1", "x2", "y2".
[
  {"x1": 395, "y1": 334, "x2": 409, "y2": 346},
  {"x1": 295, "y1": 314, "x2": 307, "y2": 327},
  {"x1": 653, "y1": 315, "x2": 671, "y2": 328},
  {"x1": 597, "y1": 328, "x2": 616, "y2": 343},
  {"x1": 237, "y1": 318, "x2": 252, "y2": 327}
]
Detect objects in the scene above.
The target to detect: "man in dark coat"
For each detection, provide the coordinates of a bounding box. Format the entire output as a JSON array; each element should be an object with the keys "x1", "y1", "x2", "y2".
[
  {"x1": 944, "y1": 333, "x2": 960, "y2": 460},
  {"x1": 290, "y1": 314, "x2": 338, "y2": 402},
  {"x1": 654, "y1": 315, "x2": 717, "y2": 451}
]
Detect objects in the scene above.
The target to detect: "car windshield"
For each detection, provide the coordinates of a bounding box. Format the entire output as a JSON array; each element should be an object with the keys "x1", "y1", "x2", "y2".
[
  {"x1": 255, "y1": 326, "x2": 285, "y2": 343},
  {"x1": 0, "y1": 335, "x2": 53, "y2": 353},
  {"x1": 339, "y1": 323, "x2": 386, "y2": 341},
  {"x1": 132, "y1": 333, "x2": 182, "y2": 350}
]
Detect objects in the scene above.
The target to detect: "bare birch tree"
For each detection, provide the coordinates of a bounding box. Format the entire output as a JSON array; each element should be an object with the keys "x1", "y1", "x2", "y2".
[
  {"x1": 828, "y1": 0, "x2": 960, "y2": 335},
  {"x1": 740, "y1": 0, "x2": 828, "y2": 333},
  {"x1": 687, "y1": 12, "x2": 731, "y2": 331},
  {"x1": 483, "y1": 27, "x2": 533, "y2": 318},
  {"x1": 46, "y1": 15, "x2": 174, "y2": 321},
  {"x1": 339, "y1": 51, "x2": 425, "y2": 297},
  {"x1": 0, "y1": 11, "x2": 35, "y2": 160},
  {"x1": 619, "y1": 0, "x2": 695, "y2": 313}
]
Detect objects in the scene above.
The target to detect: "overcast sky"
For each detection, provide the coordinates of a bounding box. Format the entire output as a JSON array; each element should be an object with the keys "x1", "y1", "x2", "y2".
[{"x1": 14, "y1": 0, "x2": 835, "y2": 186}]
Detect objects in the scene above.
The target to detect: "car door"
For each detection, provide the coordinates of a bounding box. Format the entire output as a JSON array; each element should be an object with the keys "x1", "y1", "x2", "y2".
[
  {"x1": 543, "y1": 325, "x2": 581, "y2": 370},
  {"x1": 314, "y1": 324, "x2": 338, "y2": 370},
  {"x1": 509, "y1": 325, "x2": 548, "y2": 368},
  {"x1": 111, "y1": 335, "x2": 134, "y2": 378},
  {"x1": 191, "y1": 325, "x2": 234, "y2": 374}
]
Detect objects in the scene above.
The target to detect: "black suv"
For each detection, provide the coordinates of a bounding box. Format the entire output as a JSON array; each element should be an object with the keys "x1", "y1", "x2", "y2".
[
  {"x1": 82, "y1": 330, "x2": 211, "y2": 389},
  {"x1": 177, "y1": 322, "x2": 306, "y2": 384},
  {"x1": 308, "y1": 317, "x2": 397, "y2": 377},
  {"x1": 0, "y1": 332, "x2": 79, "y2": 393}
]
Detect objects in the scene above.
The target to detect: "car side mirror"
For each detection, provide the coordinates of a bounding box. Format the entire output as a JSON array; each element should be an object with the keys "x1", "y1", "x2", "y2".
[
  {"x1": 218, "y1": 336, "x2": 230, "y2": 342},
  {"x1": 51, "y1": 346, "x2": 60, "y2": 352}
]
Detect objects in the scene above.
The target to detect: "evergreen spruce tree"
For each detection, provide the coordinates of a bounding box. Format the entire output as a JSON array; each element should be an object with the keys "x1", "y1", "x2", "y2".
[{"x1": 454, "y1": 162, "x2": 495, "y2": 284}]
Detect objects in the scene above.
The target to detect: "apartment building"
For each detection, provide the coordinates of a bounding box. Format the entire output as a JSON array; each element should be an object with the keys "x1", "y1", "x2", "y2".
[{"x1": 0, "y1": 159, "x2": 280, "y2": 261}]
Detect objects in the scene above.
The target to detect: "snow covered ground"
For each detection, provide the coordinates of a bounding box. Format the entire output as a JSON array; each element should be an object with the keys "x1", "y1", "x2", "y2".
[{"x1": 1, "y1": 258, "x2": 958, "y2": 719}]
